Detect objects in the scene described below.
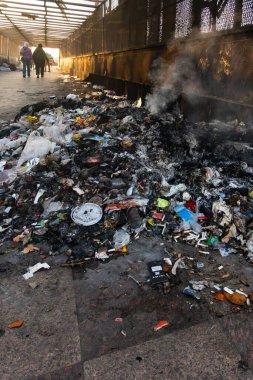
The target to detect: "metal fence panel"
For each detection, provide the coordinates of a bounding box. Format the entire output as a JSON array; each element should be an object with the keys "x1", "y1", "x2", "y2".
[{"x1": 62, "y1": 0, "x2": 253, "y2": 56}]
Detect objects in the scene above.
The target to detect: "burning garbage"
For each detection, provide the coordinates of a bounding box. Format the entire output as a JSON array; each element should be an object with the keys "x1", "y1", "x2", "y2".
[{"x1": 0, "y1": 81, "x2": 253, "y2": 316}]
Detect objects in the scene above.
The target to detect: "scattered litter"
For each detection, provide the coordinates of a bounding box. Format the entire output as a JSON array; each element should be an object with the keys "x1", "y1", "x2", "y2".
[
  {"x1": 0, "y1": 79, "x2": 253, "y2": 324},
  {"x1": 153, "y1": 320, "x2": 169, "y2": 331},
  {"x1": 115, "y1": 318, "x2": 123, "y2": 323},
  {"x1": 183, "y1": 286, "x2": 201, "y2": 300},
  {"x1": 23, "y1": 263, "x2": 50, "y2": 280},
  {"x1": 8, "y1": 320, "x2": 24, "y2": 329}
]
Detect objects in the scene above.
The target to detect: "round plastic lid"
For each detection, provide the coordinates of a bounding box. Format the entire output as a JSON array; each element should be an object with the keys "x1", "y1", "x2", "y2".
[{"x1": 71, "y1": 203, "x2": 103, "y2": 226}]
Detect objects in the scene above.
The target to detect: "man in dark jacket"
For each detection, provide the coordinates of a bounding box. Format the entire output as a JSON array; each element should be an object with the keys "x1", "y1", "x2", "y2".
[{"x1": 32, "y1": 44, "x2": 49, "y2": 78}]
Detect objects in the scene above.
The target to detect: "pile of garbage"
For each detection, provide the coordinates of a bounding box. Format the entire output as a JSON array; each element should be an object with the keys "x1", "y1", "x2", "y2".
[
  {"x1": 0, "y1": 62, "x2": 17, "y2": 72},
  {"x1": 0, "y1": 84, "x2": 253, "y2": 306}
]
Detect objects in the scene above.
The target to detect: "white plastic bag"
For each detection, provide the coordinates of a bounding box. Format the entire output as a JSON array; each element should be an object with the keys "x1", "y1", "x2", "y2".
[
  {"x1": 17, "y1": 131, "x2": 56, "y2": 167},
  {"x1": 43, "y1": 124, "x2": 67, "y2": 144},
  {"x1": 0, "y1": 135, "x2": 27, "y2": 153}
]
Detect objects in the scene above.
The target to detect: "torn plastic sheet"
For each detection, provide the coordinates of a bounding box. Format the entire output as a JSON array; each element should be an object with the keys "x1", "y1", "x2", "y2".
[
  {"x1": 162, "y1": 184, "x2": 187, "y2": 197},
  {"x1": 113, "y1": 229, "x2": 130, "y2": 249},
  {"x1": 105, "y1": 196, "x2": 149, "y2": 213},
  {"x1": 16, "y1": 158, "x2": 40, "y2": 175},
  {"x1": 212, "y1": 200, "x2": 232, "y2": 227},
  {"x1": 0, "y1": 169, "x2": 17, "y2": 185},
  {"x1": 17, "y1": 132, "x2": 56, "y2": 167},
  {"x1": 43, "y1": 199, "x2": 64, "y2": 217},
  {"x1": 95, "y1": 250, "x2": 109, "y2": 260},
  {"x1": 218, "y1": 246, "x2": 237, "y2": 257},
  {"x1": 0, "y1": 135, "x2": 27, "y2": 153},
  {"x1": 0, "y1": 160, "x2": 6, "y2": 172},
  {"x1": 23, "y1": 263, "x2": 50, "y2": 280}
]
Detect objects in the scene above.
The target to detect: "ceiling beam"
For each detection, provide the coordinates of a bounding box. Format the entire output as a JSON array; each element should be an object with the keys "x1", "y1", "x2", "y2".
[
  {"x1": 1, "y1": 14, "x2": 88, "y2": 23},
  {"x1": 0, "y1": 17, "x2": 83, "y2": 27},
  {"x1": 0, "y1": 2, "x2": 94, "y2": 16},
  {"x1": 2, "y1": 0, "x2": 101, "y2": 9},
  {"x1": 0, "y1": 9, "x2": 32, "y2": 43},
  {"x1": 0, "y1": 7, "x2": 91, "y2": 19}
]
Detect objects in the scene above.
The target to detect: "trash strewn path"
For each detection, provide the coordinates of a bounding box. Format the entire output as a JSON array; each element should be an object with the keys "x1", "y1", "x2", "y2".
[
  {"x1": 0, "y1": 70, "x2": 67, "y2": 121},
  {"x1": 0, "y1": 78, "x2": 253, "y2": 379}
]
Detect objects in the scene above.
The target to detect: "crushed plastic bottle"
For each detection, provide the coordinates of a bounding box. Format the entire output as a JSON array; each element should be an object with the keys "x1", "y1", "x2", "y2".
[{"x1": 174, "y1": 205, "x2": 202, "y2": 233}]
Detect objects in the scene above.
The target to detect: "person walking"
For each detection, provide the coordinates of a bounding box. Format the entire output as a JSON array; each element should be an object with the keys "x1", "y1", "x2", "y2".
[
  {"x1": 32, "y1": 44, "x2": 49, "y2": 78},
  {"x1": 20, "y1": 42, "x2": 32, "y2": 78},
  {"x1": 44, "y1": 53, "x2": 51, "y2": 72}
]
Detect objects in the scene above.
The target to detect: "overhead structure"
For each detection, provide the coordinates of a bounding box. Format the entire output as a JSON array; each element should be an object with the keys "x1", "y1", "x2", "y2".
[{"x1": 0, "y1": 0, "x2": 102, "y2": 47}]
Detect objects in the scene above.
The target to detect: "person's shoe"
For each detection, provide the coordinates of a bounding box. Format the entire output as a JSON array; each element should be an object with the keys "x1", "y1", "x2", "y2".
[
  {"x1": 41, "y1": 75, "x2": 44, "y2": 78},
  {"x1": 37, "y1": 75, "x2": 39, "y2": 78},
  {"x1": 23, "y1": 76, "x2": 26, "y2": 78}
]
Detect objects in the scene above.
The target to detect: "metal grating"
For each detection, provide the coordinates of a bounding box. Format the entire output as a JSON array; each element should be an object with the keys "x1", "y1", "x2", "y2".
[
  {"x1": 60, "y1": 0, "x2": 253, "y2": 56},
  {"x1": 128, "y1": 0, "x2": 147, "y2": 48},
  {"x1": 242, "y1": 0, "x2": 253, "y2": 26},
  {"x1": 161, "y1": 0, "x2": 176, "y2": 42},
  {"x1": 146, "y1": 0, "x2": 161, "y2": 45},
  {"x1": 175, "y1": 0, "x2": 192, "y2": 38},
  {"x1": 159, "y1": 0, "x2": 163, "y2": 42},
  {"x1": 216, "y1": 0, "x2": 236, "y2": 31},
  {"x1": 201, "y1": 7, "x2": 213, "y2": 33}
]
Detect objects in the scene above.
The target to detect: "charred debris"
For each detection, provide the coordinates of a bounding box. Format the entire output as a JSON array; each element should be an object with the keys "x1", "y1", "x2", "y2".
[{"x1": 1, "y1": 79, "x2": 253, "y2": 309}]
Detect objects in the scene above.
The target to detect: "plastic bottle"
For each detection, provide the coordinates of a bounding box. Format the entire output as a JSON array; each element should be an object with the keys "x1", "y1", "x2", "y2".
[{"x1": 174, "y1": 204, "x2": 202, "y2": 233}]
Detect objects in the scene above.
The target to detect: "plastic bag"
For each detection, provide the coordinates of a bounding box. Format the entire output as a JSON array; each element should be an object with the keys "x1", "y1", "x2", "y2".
[
  {"x1": 113, "y1": 229, "x2": 130, "y2": 249},
  {"x1": 0, "y1": 135, "x2": 27, "y2": 153},
  {"x1": 17, "y1": 131, "x2": 56, "y2": 167},
  {"x1": 43, "y1": 124, "x2": 68, "y2": 144}
]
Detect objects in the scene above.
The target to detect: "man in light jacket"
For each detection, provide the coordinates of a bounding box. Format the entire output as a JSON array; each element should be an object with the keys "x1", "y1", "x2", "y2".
[{"x1": 20, "y1": 42, "x2": 33, "y2": 78}]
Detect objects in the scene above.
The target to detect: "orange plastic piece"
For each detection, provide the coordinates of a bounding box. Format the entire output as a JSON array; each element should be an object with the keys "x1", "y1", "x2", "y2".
[
  {"x1": 22, "y1": 244, "x2": 40, "y2": 254},
  {"x1": 215, "y1": 293, "x2": 225, "y2": 301},
  {"x1": 105, "y1": 201, "x2": 139, "y2": 212},
  {"x1": 225, "y1": 292, "x2": 247, "y2": 306},
  {"x1": 13, "y1": 234, "x2": 25, "y2": 242},
  {"x1": 153, "y1": 320, "x2": 169, "y2": 331},
  {"x1": 8, "y1": 320, "x2": 24, "y2": 329}
]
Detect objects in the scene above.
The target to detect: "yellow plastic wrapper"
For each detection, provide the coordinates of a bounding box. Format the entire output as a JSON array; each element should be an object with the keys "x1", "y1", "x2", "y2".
[
  {"x1": 75, "y1": 116, "x2": 85, "y2": 125},
  {"x1": 72, "y1": 133, "x2": 81, "y2": 141},
  {"x1": 147, "y1": 218, "x2": 154, "y2": 226},
  {"x1": 86, "y1": 116, "x2": 96, "y2": 123},
  {"x1": 27, "y1": 116, "x2": 38, "y2": 124}
]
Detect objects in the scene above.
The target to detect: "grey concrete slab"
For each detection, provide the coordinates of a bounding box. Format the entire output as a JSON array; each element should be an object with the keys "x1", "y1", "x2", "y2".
[
  {"x1": 74, "y1": 237, "x2": 213, "y2": 362},
  {"x1": 0, "y1": 268, "x2": 81, "y2": 380},
  {"x1": 83, "y1": 321, "x2": 249, "y2": 380},
  {"x1": 0, "y1": 70, "x2": 67, "y2": 121}
]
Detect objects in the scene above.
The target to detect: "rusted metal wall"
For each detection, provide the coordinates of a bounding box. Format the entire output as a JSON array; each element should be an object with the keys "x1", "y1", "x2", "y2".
[
  {"x1": 0, "y1": 34, "x2": 19, "y2": 64},
  {"x1": 60, "y1": 0, "x2": 253, "y2": 103}
]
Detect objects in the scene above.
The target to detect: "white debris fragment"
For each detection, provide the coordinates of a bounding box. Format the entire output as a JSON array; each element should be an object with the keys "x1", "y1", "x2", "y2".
[
  {"x1": 23, "y1": 263, "x2": 50, "y2": 280},
  {"x1": 224, "y1": 287, "x2": 234, "y2": 295},
  {"x1": 34, "y1": 189, "x2": 46, "y2": 204}
]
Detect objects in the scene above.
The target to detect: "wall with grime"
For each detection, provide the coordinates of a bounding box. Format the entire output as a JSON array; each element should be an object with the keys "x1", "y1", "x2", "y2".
[
  {"x1": 60, "y1": 0, "x2": 253, "y2": 104},
  {"x1": 0, "y1": 34, "x2": 19, "y2": 64}
]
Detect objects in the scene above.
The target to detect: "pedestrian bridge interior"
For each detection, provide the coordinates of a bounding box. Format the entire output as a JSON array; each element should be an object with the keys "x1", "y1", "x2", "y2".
[{"x1": 0, "y1": 0, "x2": 102, "y2": 47}]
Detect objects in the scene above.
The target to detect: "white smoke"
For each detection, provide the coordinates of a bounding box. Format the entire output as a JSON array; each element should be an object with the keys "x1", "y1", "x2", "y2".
[{"x1": 146, "y1": 53, "x2": 196, "y2": 115}]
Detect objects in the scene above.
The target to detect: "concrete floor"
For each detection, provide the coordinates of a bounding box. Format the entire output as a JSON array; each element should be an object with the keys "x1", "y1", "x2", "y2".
[
  {"x1": 0, "y1": 72, "x2": 253, "y2": 379},
  {"x1": 0, "y1": 69, "x2": 67, "y2": 121},
  {"x1": 1, "y1": 236, "x2": 253, "y2": 380}
]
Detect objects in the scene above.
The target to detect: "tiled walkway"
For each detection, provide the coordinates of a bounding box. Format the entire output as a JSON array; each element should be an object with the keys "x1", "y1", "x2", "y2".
[{"x1": 0, "y1": 69, "x2": 66, "y2": 121}]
